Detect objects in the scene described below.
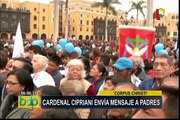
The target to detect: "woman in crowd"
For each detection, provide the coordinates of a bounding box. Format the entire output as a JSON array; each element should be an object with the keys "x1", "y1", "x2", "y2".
[
  {"x1": 59, "y1": 59, "x2": 95, "y2": 96},
  {"x1": 0, "y1": 69, "x2": 34, "y2": 119},
  {"x1": 88, "y1": 64, "x2": 107, "y2": 95},
  {"x1": 77, "y1": 56, "x2": 91, "y2": 80}
]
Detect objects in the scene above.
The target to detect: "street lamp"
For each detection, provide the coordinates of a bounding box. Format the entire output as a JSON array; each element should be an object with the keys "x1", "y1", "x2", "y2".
[
  {"x1": 130, "y1": 15, "x2": 134, "y2": 24},
  {"x1": 120, "y1": 12, "x2": 134, "y2": 25}
]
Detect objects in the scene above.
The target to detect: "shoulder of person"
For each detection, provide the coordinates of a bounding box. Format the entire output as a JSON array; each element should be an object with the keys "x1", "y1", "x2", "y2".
[
  {"x1": 81, "y1": 79, "x2": 91, "y2": 86},
  {"x1": 6, "y1": 108, "x2": 30, "y2": 119},
  {"x1": 59, "y1": 78, "x2": 68, "y2": 85}
]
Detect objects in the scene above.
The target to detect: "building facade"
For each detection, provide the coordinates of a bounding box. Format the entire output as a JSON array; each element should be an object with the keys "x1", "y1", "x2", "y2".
[
  {"x1": 62, "y1": 0, "x2": 127, "y2": 41},
  {"x1": 0, "y1": 0, "x2": 178, "y2": 42},
  {"x1": 0, "y1": 0, "x2": 54, "y2": 40},
  {"x1": 154, "y1": 13, "x2": 179, "y2": 39}
]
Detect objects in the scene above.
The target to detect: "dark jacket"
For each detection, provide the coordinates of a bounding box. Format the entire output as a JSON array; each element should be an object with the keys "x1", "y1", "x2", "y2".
[
  {"x1": 88, "y1": 109, "x2": 107, "y2": 119},
  {"x1": 138, "y1": 78, "x2": 157, "y2": 90},
  {"x1": 89, "y1": 76, "x2": 106, "y2": 95},
  {"x1": 0, "y1": 95, "x2": 30, "y2": 119},
  {"x1": 49, "y1": 69, "x2": 63, "y2": 88}
]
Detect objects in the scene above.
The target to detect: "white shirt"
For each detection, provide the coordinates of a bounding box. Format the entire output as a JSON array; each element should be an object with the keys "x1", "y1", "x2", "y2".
[
  {"x1": 131, "y1": 74, "x2": 141, "y2": 87},
  {"x1": 97, "y1": 81, "x2": 105, "y2": 96},
  {"x1": 31, "y1": 71, "x2": 55, "y2": 88}
]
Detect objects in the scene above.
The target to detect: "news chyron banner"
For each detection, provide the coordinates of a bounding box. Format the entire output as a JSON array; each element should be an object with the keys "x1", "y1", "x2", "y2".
[
  {"x1": 18, "y1": 90, "x2": 162, "y2": 109},
  {"x1": 119, "y1": 26, "x2": 155, "y2": 60}
]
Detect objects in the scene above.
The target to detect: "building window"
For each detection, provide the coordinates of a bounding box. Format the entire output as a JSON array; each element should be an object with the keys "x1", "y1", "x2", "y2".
[
  {"x1": 12, "y1": 15, "x2": 17, "y2": 19},
  {"x1": 87, "y1": 21, "x2": 89, "y2": 25},
  {"x1": 21, "y1": 15, "x2": 26, "y2": 20},
  {"x1": 92, "y1": 21, "x2": 93, "y2": 26},
  {"x1": 80, "y1": 20, "x2": 83, "y2": 24},
  {"x1": 167, "y1": 32, "x2": 170, "y2": 35},
  {"x1": 173, "y1": 32, "x2": 177, "y2": 36},
  {"x1": 172, "y1": 16, "x2": 175, "y2": 20},
  {"x1": 34, "y1": 24, "x2": 37, "y2": 29},
  {"x1": 73, "y1": 27, "x2": 74, "y2": 31},
  {"x1": 34, "y1": 16, "x2": 37, "y2": 21},
  {"x1": 80, "y1": 27, "x2": 82, "y2": 31},
  {"x1": 42, "y1": 16, "x2": 45, "y2": 21},
  {"x1": 2, "y1": 3, "x2": 6, "y2": 8},
  {"x1": 176, "y1": 15, "x2": 178, "y2": 19},
  {"x1": 87, "y1": 28, "x2": 89, "y2": 32},
  {"x1": 43, "y1": 9, "x2": 45, "y2": 12},
  {"x1": 168, "y1": 23, "x2": 170, "y2": 26},
  {"x1": 42, "y1": 25, "x2": 45, "y2": 29},
  {"x1": 34, "y1": 8, "x2": 37, "y2": 11}
]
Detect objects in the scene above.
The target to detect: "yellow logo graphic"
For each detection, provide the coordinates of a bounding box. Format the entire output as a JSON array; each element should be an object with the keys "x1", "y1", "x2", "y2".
[
  {"x1": 18, "y1": 96, "x2": 40, "y2": 109},
  {"x1": 156, "y1": 8, "x2": 166, "y2": 20}
]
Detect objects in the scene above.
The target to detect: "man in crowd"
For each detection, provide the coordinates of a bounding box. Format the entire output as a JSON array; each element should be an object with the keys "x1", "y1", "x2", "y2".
[
  {"x1": 138, "y1": 54, "x2": 174, "y2": 90},
  {"x1": 1, "y1": 57, "x2": 33, "y2": 103},
  {"x1": 46, "y1": 55, "x2": 63, "y2": 88},
  {"x1": 129, "y1": 56, "x2": 150, "y2": 81}
]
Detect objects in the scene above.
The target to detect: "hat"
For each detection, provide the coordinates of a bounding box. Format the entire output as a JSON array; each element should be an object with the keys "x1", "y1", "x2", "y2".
[{"x1": 112, "y1": 57, "x2": 133, "y2": 70}]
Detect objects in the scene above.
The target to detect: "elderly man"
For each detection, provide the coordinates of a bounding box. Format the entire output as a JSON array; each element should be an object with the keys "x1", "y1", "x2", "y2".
[
  {"x1": 129, "y1": 55, "x2": 150, "y2": 81},
  {"x1": 138, "y1": 54, "x2": 174, "y2": 90}
]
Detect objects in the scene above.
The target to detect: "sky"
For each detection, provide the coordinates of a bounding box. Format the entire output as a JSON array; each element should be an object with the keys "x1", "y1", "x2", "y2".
[{"x1": 20, "y1": 0, "x2": 179, "y2": 19}]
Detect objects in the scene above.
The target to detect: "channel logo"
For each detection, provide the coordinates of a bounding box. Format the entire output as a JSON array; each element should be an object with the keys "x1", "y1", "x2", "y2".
[
  {"x1": 18, "y1": 96, "x2": 40, "y2": 109},
  {"x1": 156, "y1": 8, "x2": 165, "y2": 20}
]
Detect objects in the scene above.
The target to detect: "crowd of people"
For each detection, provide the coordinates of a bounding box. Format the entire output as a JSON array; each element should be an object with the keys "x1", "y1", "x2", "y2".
[{"x1": 0, "y1": 37, "x2": 179, "y2": 119}]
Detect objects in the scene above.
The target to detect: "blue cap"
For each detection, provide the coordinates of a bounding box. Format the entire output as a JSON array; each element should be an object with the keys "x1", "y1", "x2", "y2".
[
  {"x1": 158, "y1": 49, "x2": 168, "y2": 56},
  {"x1": 113, "y1": 57, "x2": 133, "y2": 70}
]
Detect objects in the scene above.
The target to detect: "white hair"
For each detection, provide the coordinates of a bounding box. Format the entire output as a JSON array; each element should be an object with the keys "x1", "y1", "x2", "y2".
[
  {"x1": 33, "y1": 54, "x2": 49, "y2": 71},
  {"x1": 129, "y1": 56, "x2": 145, "y2": 68},
  {"x1": 60, "y1": 80, "x2": 84, "y2": 96},
  {"x1": 64, "y1": 59, "x2": 86, "y2": 79}
]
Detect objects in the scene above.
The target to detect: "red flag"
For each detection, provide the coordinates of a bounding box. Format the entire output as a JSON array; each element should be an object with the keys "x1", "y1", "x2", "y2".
[{"x1": 119, "y1": 26, "x2": 155, "y2": 60}]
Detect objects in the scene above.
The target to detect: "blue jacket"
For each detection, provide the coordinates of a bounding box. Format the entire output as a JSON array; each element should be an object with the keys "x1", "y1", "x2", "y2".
[{"x1": 138, "y1": 78, "x2": 157, "y2": 90}]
